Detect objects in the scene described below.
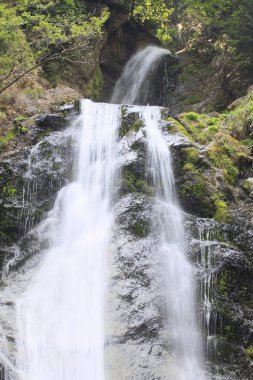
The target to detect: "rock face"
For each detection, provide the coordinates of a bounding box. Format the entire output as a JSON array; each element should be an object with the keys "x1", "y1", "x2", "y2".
[
  {"x1": 0, "y1": 108, "x2": 77, "y2": 275},
  {"x1": 0, "y1": 103, "x2": 252, "y2": 379}
]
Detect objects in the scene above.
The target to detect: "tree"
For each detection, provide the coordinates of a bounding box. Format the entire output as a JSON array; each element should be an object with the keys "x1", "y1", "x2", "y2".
[
  {"x1": 0, "y1": 0, "x2": 109, "y2": 95},
  {"x1": 133, "y1": 0, "x2": 174, "y2": 43}
]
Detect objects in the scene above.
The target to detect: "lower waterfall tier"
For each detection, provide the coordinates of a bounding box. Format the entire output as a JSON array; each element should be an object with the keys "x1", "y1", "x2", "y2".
[{"x1": 0, "y1": 102, "x2": 252, "y2": 380}]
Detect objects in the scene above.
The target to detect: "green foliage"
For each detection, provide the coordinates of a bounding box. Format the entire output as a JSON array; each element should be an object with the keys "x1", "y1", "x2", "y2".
[
  {"x1": 0, "y1": 129, "x2": 16, "y2": 149},
  {"x1": 181, "y1": 162, "x2": 205, "y2": 199},
  {"x1": 85, "y1": 67, "x2": 104, "y2": 101},
  {"x1": 241, "y1": 139, "x2": 253, "y2": 146},
  {"x1": 208, "y1": 132, "x2": 248, "y2": 185},
  {"x1": 2, "y1": 184, "x2": 17, "y2": 197},
  {"x1": 133, "y1": 220, "x2": 150, "y2": 237},
  {"x1": 13, "y1": 116, "x2": 28, "y2": 134},
  {"x1": 223, "y1": 98, "x2": 253, "y2": 139},
  {"x1": 166, "y1": 117, "x2": 192, "y2": 140},
  {"x1": 245, "y1": 346, "x2": 253, "y2": 359},
  {"x1": 122, "y1": 169, "x2": 154, "y2": 195},
  {"x1": 135, "y1": 179, "x2": 155, "y2": 195},
  {"x1": 212, "y1": 193, "x2": 231, "y2": 223},
  {"x1": 183, "y1": 0, "x2": 253, "y2": 41},
  {"x1": 132, "y1": 0, "x2": 174, "y2": 44},
  {"x1": 184, "y1": 112, "x2": 199, "y2": 121},
  {"x1": 0, "y1": 1, "x2": 109, "y2": 93},
  {"x1": 218, "y1": 270, "x2": 229, "y2": 295},
  {"x1": 0, "y1": 4, "x2": 34, "y2": 87},
  {"x1": 242, "y1": 179, "x2": 252, "y2": 194},
  {"x1": 183, "y1": 147, "x2": 199, "y2": 164},
  {"x1": 119, "y1": 115, "x2": 144, "y2": 138},
  {"x1": 179, "y1": 113, "x2": 221, "y2": 144}
]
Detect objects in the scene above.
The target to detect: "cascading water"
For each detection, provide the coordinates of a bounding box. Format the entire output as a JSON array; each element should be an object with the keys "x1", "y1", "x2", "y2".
[
  {"x1": 0, "y1": 45, "x2": 209, "y2": 380},
  {"x1": 16, "y1": 100, "x2": 120, "y2": 380},
  {"x1": 111, "y1": 46, "x2": 170, "y2": 105},
  {"x1": 142, "y1": 107, "x2": 205, "y2": 379},
  {"x1": 112, "y1": 45, "x2": 206, "y2": 379}
]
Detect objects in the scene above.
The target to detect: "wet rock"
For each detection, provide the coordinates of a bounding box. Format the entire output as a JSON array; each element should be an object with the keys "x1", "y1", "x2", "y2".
[
  {"x1": 187, "y1": 215, "x2": 253, "y2": 379},
  {"x1": 36, "y1": 113, "x2": 69, "y2": 131},
  {"x1": 0, "y1": 120, "x2": 77, "y2": 273}
]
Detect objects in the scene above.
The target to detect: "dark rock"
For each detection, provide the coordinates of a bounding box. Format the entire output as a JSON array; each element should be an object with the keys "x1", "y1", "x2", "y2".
[{"x1": 36, "y1": 113, "x2": 69, "y2": 131}]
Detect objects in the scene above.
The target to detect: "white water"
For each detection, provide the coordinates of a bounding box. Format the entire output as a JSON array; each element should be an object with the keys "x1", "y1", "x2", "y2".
[
  {"x1": 9, "y1": 45, "x2": 206, "y2": 380},
  {"x1": 111, "y1": 45, "x2": 170, "y2": 105},
  {"x1": 16, "y1": 100, "x2": 120, "y2": 380},
  {"x1": 112, "y1": 44, "x2": 205, "y2": 379},
  {"x1": 142, "y1": 107, "x2": 205, "y2": 380}
]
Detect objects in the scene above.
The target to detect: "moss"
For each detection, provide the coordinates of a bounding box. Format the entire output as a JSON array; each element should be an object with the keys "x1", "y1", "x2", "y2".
[
  {"x1": 178, "y1": 113, "x2": 222, "y2": 144},
  {"x1": 90, "y1": 67, "x2": 103, "y2": 100},
  {"x1": 135, "y1": 179, "x2": 155, "y2": 195},
  {"x1": 85, "y1": 66, "x2": 103, "y2": 101},
  {"x1": 212, "y1": 193, "x2": 231, "y2": 223},
  {"x1": 207, "y1": 117, "x2": 219, "y2": 126},
  {"x1": 223, "y1": 325, "x2": 233, "y2": 339},
  {"x1": 133, "y1": 220, "x2": 150, "y2": 237},
  {"x1": 184, "y1": 112, "x2": 199, "y2": 121},
  {"x1": 183, "y1": 162, "x2": 198, "y2": 172},
  {"x1": 132, "y1": 119, "x2": 144, "y2": 132},
  {"x1": 242, "y1": 178, "x2": 252, "y2": 194},
  {"x1": 119, "y1": 112, "x2": 144, "y2": 138},
  {"x1": 23, "y1": 87, "x2": 43, "y2": 99},
  {"x1": 119, "y1": 119, "x2": 129, "y2": 138},
  {"x1": 0, "y1": 111, "x2": 7, "y2": 123},
  {"x1": 0, "y1": 129, "x2": 16, "y2": 150},
  {"x1": 166, "y1": 117, "x2": 192, "y2": 140},
  {"x1": 218, "y1": 271, "x2": 229, "y2": 295},
  {"x1": 208, "y1": 124, "x2": 219, "y2": 133},
  {"x1": 180, "y1": 163, "x2": 205, "y2": 199},
  {"x1": 207, "y1": 133, "x2": 246, "y2": 185},
  {"x1": 245, "y1": 346, "x2": 253, "y2": 359},
  {"x1": 240, "y1": 138, "x2": 253, "y2": 146},
  {"x1": 2, "y1": 184, "x2": 17, "y2": 197},
  {"x1": 185, "y1": 147, "x2": 199, "y2": 162},
  {"x1": 222, "y1": 97, "x2": 253, "y2": 139},
  {"x1": 13, "y1": 116, "x2": 28, "y2": 134},
  {"x1": 180, "y1": 176, "x2": 205, "y2": 199},
  {"x1": 122, "y1": 169, "x2": 154, "y2": 195}
]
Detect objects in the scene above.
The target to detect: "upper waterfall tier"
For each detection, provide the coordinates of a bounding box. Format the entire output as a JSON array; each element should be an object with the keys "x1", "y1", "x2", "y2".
[{"x1": 111, "y1": 46, "x2": 171, "y2": 106}]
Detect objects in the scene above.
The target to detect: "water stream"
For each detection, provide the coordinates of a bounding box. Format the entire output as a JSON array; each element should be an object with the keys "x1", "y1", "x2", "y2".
[
  {"x1": 111, "y1": 46, "x2": 170, "y2": 105},
  {"x1": 1, "y1": 46, "x2": 209, "y2": 380},
  {"x1": 142, "y1": 107, "x2": 205, "y2": 379},
  {"x1": 16, "y1": 100, "x2": 120, "y2": 380}
]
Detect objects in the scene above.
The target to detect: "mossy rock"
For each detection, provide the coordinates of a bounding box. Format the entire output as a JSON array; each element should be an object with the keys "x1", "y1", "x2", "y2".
[
  {"x1": 207, "y1": 132, "x2": 250, "y2": 185},
  {"x1": 177, "y1": 162, "x2": 215, "y2": 217},
  {"x1": 166, "y1": 117, "x2": 192, "y2": 140},
  {"x1": 242, "y1": 178, "x2": 253, "y2": 197},
  {"x1": 245, "y1": 346, "x2": 253, "y2": 359},
  {"x1": 85, "y1": 67, "x2": 104, "y2": 101},
  {"x1": 178, "y1": 112, "x2": 222, "y2": 144},
  {"x1": 119, "y1": 111, "x2": 144, "y2": 138},
  {"x1": 121, "y1": 168, "x2": 154, "y2": 196},
  {"x1": 181, "y1": 146, "x2": 209, "y2": 169},
  {"x1": 132, "y1": 220, "x2": 150, "y2": 238}
]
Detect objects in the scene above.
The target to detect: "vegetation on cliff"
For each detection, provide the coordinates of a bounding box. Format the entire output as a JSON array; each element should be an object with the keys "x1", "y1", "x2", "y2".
[{"x1": 0, "y1": 0, "x2": 109, "y2": 95}]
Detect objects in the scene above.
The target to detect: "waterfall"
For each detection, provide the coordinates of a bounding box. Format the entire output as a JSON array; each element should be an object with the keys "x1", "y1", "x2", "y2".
[
  {"x1": 10, "y1": 45, "x2": 207, "y2": 380},
  {"x1": 112, "y1": 45, "x2": 206, "y2": 379},
  {"x1": 111, "y1": 46, "x2": 170, "y2": 105},
  {"x1": 142, "y1": 107, "x2": 205, "y2": 380},
  {"x1": 16, "y1": 100, "x2": 120, "y2": 380}
]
